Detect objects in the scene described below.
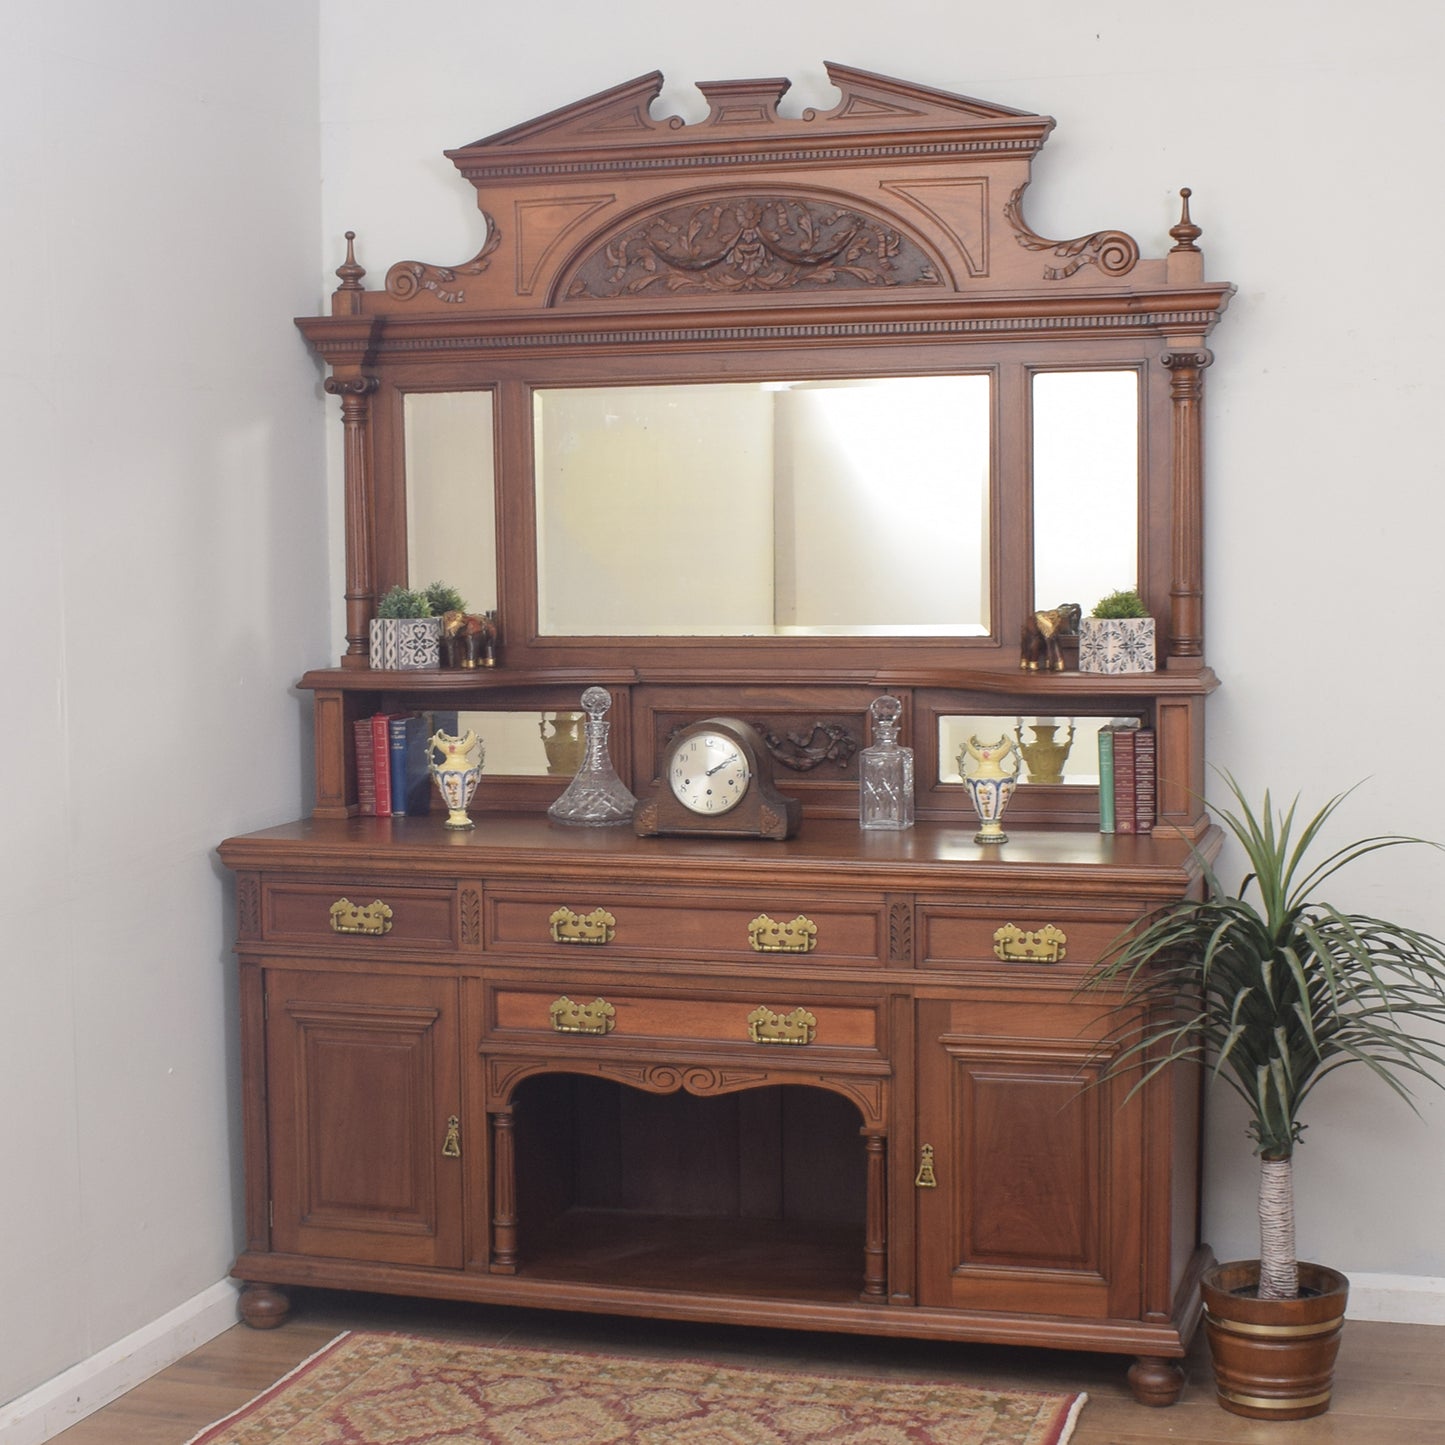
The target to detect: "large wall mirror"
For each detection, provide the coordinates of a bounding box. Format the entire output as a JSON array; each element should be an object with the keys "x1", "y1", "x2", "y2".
[{"x1": 533, "y1": 376, "x2": 991, "y2": 638}]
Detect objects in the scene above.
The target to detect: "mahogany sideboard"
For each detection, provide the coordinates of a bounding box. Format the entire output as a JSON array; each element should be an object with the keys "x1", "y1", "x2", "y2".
[
  {"x1": 220, "y1": 813, "x2": 1216, "y2": 1405},
  {"x1": 219, "y1": 66, "x2": 1234, "y2": 1405}
]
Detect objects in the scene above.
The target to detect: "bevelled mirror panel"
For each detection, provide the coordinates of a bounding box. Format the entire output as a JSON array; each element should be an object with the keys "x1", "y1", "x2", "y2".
[
  {"x1": 405, "y1": 391, "x2": 497, "y2": 614},
  {"x1": 938, "y1": 714, "x2": 1122, "y2": 786},
  {"x1": 534, "y1": 376, "x2": 991, "y2": 637},
  {"x1": 1031, "y1": 370, "x2": 1139, "y2": 614}
]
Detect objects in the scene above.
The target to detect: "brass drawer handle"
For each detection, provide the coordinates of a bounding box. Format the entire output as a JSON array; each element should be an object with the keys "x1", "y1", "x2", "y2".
[
  {"x1": 993, "y1": 923, "x2": 1067, "y2": 963},
  {"x1": 748, "y1": 914, "x2": 817, "y2": 953},
  {"x1": 746, "y1": 1006, "x2": 817, "y2": 1045},
  {"x1": 915, "y1": 1143, "x2": 938, "y2": 1188},
  {"x1": 549, "y1": 907, "x2": 616, "y2": 945},
  {"x1": 441, "y1": 1115, "x2": 462, "y2": 1158},
  {"x1": 329, "y1": 898, "x2": 393, "y2": 936},
  {"x1": 550, "y1": 996, "x2": 616, "y2": 1034}
]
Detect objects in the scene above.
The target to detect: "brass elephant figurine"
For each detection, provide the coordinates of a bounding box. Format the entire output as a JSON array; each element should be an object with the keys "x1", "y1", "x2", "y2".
[{"x1": 1020, "y1": 602, "x2": 1082, "y2": 672}]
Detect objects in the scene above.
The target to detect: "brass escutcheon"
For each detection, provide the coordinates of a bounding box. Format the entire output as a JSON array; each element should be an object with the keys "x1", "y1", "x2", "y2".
[
  {"x1": 329, "y1": 898, "x2": 393, "y2": 935},
  {"x1": 914, "y1": 1143, "x2": 938, "y2": 1188},
  {"x1": 746, "y1": 1006, "x2": 817, "y2": 1045},
  {"x1": 993, "y1": 922, "x2": 1067, "y2": 964},
  {"x1": 549, "y1": 907, "x2": 616, "y2": 945},
  {"x1": 550, "y1": 996, "x2": 616, "y2": 1034},
  {"x1": 441, "y1": 1115, "x2": 462, "y2": 1158},
  {"x1": 747, "y1": 914, "x2": 818, "y2": 953}
]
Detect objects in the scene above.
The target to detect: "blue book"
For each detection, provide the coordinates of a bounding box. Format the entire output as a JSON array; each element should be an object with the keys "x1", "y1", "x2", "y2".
[{"x1": 390, "y1": 712, "x2": 459, "y2": 816}]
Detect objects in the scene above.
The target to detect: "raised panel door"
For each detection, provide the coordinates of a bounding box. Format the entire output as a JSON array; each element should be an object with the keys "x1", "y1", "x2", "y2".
[
  {"x1": 915, "y1": 998, "x2": 1144, "y2": 1320},
  {"x1": 265, "y1": 968, "x2": 464, "y2": 1267}
]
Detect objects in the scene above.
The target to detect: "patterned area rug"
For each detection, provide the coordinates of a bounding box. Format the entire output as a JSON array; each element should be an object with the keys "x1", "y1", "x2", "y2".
[{"x1": 185, "y1": 1330, "x2": 1087, "y2": 1444}]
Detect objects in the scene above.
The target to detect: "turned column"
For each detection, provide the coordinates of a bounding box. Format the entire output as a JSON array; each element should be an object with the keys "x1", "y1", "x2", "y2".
[
  {"x1": 491, "y1": 1106, "x2": 519, "y2": 1274},
  {"x1": 1161, "y1": 348, "x2": 1213, "y2": 661},
  {"x1": 861, "y1": 1131, "x2": 888, "y2": 1300}
]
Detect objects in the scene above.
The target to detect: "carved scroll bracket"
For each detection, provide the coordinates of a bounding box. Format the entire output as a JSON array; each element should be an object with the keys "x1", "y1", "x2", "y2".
[
  {"x1": 1005, "y1": 185, "x2": 1139, "y2": 280},
  {"x1": 385, "y1": 213, "x2": 502, "y2": 304}
]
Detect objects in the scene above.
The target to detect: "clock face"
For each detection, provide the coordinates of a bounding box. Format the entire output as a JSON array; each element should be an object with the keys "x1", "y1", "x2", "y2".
[{"x1": 668, "y1": 729, "x2": 752, "y2": 815}]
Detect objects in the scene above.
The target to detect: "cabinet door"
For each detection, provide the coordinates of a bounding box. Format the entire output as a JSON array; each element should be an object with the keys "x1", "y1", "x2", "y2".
[
  {"x1": 265, "y1": 968, "x2": 463, "y2": 1267},
  {"x1": 915, "y1": 998, "x2": 1143, "y2": 1320}
]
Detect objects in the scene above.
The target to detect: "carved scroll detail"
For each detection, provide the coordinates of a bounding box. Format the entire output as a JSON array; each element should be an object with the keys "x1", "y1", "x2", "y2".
[
  {"x1": 749, "y1": 720, "x2": 859, "y2": 773},
  {"x1": 385, "y1": 214, "x2": 502, "y2": 303},
  {"x1": 566, "y1": 195, "x2": 940, "y2": 299},
  {"x1": 1004, "y1": 186, "x2": 1139, "y2": 280}
]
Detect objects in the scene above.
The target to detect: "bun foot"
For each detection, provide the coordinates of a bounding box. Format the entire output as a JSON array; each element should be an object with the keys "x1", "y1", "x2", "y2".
[
  {"x1": 1128, "y1": 1354, "x2": 1185, "y2": 1406},
  {"x1": 238, "y1": 1282, "x2": 291, "y2": 1330}
]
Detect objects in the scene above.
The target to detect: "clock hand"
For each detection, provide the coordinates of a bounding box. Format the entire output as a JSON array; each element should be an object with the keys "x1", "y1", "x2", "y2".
[{"x1": 706, "y1": 752, "x2": 740, "y2": 775}]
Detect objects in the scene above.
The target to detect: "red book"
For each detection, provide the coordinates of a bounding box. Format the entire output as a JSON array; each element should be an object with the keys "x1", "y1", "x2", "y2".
[
  {"x1": 1134, "y1": 728, "x2": 1157, "y2": 834},
  {"x1": 353, "y1": 718, "x2": 376, "y2": 815},
  {"x1": 370, "y1": 713, "x2": 397, "y2": 815},
  {"x1": 1113, "y1": 726, "x2": 1138, "y2": 835}
]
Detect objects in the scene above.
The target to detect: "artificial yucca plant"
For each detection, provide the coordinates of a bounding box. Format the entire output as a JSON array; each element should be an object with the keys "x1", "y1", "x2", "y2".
[{"x1": 1088, "y1": 773, "x2": 1445, "y2": 1299}]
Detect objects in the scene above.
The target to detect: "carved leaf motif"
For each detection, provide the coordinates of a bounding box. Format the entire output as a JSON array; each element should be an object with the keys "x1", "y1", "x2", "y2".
[{"x1": 568, "y1": 195, "x2": 940, "y2": 300}]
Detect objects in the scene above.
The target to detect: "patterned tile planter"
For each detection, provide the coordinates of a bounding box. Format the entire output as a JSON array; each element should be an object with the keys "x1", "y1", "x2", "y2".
[
  {"x1": 369, "y1": 616, "x2": 441, "y2": 670},
  {"x1": 1078, "y1": 615, "x2": 1156, "y2": 674}
]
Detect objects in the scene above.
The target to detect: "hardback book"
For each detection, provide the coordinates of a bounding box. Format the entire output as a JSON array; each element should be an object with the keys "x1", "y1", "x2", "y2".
[
  {"x1": 1113, "y1": 726, "x2": 1137, "y2": 834},
  {"x1": 353, "y1": 717, "x2": 377, "y2": 815},
  {"x1": 1097, "y1": 727, "x2": 1116, "y2": 833},
  {"x1": 390, "y1": 711, "x2": 461, "y2": 817},
  {"x1": 370, "y1": 713, "x2": 399, "y2": 815},
  {"x1": 1133, "y1": 727, "x2": 1157, "y2": 833}
]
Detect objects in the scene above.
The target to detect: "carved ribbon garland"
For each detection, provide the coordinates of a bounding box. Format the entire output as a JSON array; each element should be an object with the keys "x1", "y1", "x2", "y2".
[{"x1": 568, "y1": 196, "x2": 939, "y2": 299}]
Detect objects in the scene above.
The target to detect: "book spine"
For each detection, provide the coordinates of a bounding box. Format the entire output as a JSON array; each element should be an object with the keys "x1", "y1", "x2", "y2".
[
  {"x1": 1114, "y1": 727, "x2": 1138, "y2": 834},
  {"x1": 371, "y1": 714, "x2": 393, "y2": 816},
  {"x1": 389, "y1": 715, "x2": 414, "y2": 816},
  {"x1": 353, "y1": 718, "x2": 376, "y2": 816},
  {"x1": 1134, "y1": 727, "x2": 1157, "y2": 834},
  {"x1": 1097, "y1": 728, "x2": 1116, "y2": 834}
]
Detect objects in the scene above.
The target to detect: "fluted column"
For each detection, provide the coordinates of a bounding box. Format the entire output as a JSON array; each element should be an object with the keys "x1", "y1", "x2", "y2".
[
  {"x1": 324, "y1": 373, "x2": 380, "y2": 667},
  {"x1": 1161, "y1": 349, "x2": 1213, "y2": 661}
]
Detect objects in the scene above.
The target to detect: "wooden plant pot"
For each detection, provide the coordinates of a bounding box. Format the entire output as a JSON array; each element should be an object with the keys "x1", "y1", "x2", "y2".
[{"x1": 1202, "y1": 1260, "x2": 1349, "y2": 1420}]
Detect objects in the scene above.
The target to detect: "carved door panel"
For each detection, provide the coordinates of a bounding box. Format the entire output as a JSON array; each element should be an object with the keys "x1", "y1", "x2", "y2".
[
  {"x1": 915, "y1": 999, "x2": 1143, "y2": 1320},
  {"x1": 265, "y1": 968, "x2": 464, "y2": 1267}
]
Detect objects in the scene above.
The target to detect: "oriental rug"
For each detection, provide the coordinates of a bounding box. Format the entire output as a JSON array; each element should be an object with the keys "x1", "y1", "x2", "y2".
[{"x1": 185, "y1": 1330, "x2": 1087, "y2": 1445}]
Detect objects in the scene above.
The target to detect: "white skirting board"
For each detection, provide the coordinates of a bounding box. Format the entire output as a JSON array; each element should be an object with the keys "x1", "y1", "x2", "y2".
[
  {"x1": 1346, "y1": 1273, "x2": 1445, "y2": 1324},
  {"x1": 0, "y1": 1280, "x2": 240, "y2": 1445},
  {"x1": 2, "y1": 1272, "x2": 1442, "y2": 1442}
]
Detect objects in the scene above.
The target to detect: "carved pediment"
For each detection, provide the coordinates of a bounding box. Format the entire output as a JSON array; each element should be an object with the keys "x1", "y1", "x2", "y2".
[
  {"x1": 564, "y1": 193, "x2": 943, "y2": 301},
  {"x1": 449, "y1": 63, "x2": 1053, "y2": 168}
]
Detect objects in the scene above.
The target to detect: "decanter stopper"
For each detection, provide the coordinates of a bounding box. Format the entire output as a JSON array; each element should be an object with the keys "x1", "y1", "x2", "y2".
[
  {"x1": 547, "y1": 686, "x2": 638, "y2": 826},
  {"x1": 859, "y1": 695, "x2": 914, "y2": 831}
]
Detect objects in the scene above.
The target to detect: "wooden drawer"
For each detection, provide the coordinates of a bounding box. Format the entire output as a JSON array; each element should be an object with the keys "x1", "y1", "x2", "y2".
[
  {"x1": 483, "y1": 979, "x2": 885, "y2": 1057},
  {"x1": 917, "y1": 904, "x2": 1135, "y2": 973},
  {"x1": 485, "y1": 887, "x2": 885, "y2": 968},
  {"x1": 261, "y1": 878, "x2": 459, "y2": 951}
]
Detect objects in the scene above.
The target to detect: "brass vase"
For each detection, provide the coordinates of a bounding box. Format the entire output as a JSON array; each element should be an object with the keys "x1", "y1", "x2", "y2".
[{"x1": 1014, "y1": 720, "x2": 1075, "y2": 785}]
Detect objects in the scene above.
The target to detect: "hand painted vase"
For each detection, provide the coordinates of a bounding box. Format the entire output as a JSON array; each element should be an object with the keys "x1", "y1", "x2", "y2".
[
  {"x1": 958, "y1": 733, "x2": 1021, "y2": 845},
  {"x1": 428, "y1": 729, "x2": 484, "y2": 830}
]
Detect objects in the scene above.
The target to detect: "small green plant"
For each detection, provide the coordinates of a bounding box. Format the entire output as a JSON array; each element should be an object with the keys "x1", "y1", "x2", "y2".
[
  {"x1": 376, "y1": 585, "x2": 433, "y2": 619},
  {"x1": 1091, "y1": 588, "x2": 1149, "y2": 619},
  {"x1": 422, "y1": 580, "x2": 468, "y2": 617}
]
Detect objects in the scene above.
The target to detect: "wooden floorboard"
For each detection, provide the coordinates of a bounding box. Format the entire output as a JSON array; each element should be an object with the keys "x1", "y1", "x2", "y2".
[{"x1": 45, "y1": 1289, "x2": 1445, "y2": 1443}]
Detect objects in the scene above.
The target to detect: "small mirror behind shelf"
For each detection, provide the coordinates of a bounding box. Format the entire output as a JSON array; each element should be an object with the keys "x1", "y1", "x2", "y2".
[
  {"x1": 938, "y1": 715, "x2": 1123, "y2": 787},
  {"x1": 451, "y1": 710, "x2": 585, "y2": 779}
]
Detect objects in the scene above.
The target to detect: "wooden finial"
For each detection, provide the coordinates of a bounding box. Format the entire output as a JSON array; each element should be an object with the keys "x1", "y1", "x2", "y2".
[
  {"x1": 1169, "y1": 188, "x2": 1202, "y2": 253},
  {"x1": 336, "y1": 231, "x2": 366, "y2": 290}
]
